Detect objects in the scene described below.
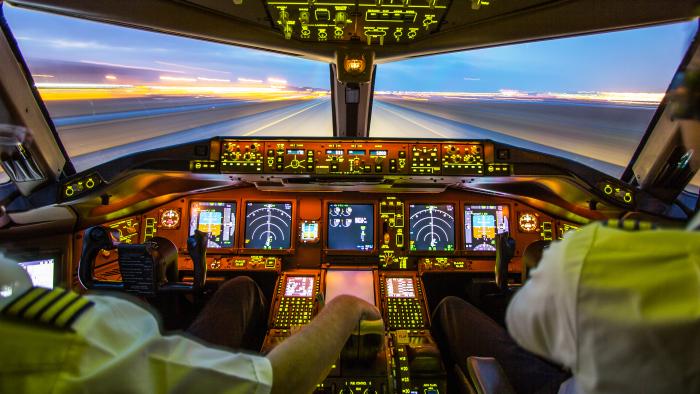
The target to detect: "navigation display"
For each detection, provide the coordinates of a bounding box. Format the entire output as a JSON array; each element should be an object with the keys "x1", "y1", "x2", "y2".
[
  {"x1": 189, "y1": 201, "x2": 236, "y2": 248},
  {"x1": 244, "y1": 202, "x2": 293, "y2": 249},
  {"x1": 325, "y1": 270, "x2": 375, "y2": 306},
  {"x1": 409, "y1": 204, "x2": 455, "y2": 251},
  {"x1": 386, "y1": 277, "x2": 415, "y2": 298},
  {"x1": 327, "y1": 203, "x2": 374, "y2": 251},
  {"x1": 18, "y1": 259, "x2": 55, "y2": 289},
  {"x1": 284, "y1": 276, "x2": 315, "y2": 297},
  {"x1": 464, "y1": 205, "x2": 509, "y2": 251}
]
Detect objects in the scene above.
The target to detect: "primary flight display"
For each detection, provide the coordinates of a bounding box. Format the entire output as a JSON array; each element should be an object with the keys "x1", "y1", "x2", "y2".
[
  {"x1": 464, "y1": 205, "x2": 509, "y2": 251},
  {"x1": 189, "y1": 201, "x2": 236, "y2": 248}
]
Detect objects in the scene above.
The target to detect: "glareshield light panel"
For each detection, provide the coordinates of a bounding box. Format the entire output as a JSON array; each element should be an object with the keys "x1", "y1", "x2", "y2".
[
  {"x1": 327, "y1": 203, "x2": 374, "y2": 251},
  {"x1": 325, "y1": 270, "x2": 375, "y2": 306},
  {"x1": 189, "y1": 202, "x2": 236, "y2": 248},
  {"x1": 18, "y1": 259, "x2": 54, "y2": 289},
  {"x1": 244, "y1": 202, "x2": 293, "y2": 250},
  {"x1": 409, "y1": 204, "x2": 455, "y2": 251},
  {"x1": 464, "y1": 205, "x2": 509, "y2": 252},
  {"x1": 386, "y1": 277, "x2": 415, "y2": 298},
  {"x1": 284, "y1": 276, "x2": 315, "y2": 297}
]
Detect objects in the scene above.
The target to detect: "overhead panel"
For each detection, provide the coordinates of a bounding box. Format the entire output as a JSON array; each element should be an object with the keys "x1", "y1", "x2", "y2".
[{"x1": 264, "y1": 0, "x2": 472, "y2": 46}]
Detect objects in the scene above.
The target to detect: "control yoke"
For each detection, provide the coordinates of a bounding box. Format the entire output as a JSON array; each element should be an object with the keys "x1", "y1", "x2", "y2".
[
  {"x1": 78, "y1": 226, "x2": 207, "y2": 295},
  {"x1": 494, "y1": 232, "x2": 516, "y2": 291}
]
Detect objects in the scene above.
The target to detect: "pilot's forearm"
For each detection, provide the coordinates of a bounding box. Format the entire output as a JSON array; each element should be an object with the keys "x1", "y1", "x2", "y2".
[{"x1": 266, "y1": 295, "x2": 365, "y2": 394}]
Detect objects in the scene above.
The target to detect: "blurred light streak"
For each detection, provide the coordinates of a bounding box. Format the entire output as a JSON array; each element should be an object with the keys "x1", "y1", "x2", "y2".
[
  {"x1": 267, "y1": 77, "x2": 287, "y2": 85},
  {"x1": 35, "y1": 82, "x2": 133, "y2": 88},
  {"x1": 375, "y1": 90, "x2": 664, "y2": 105},
  {"x1": 160, "y1": 76, "x2": 197, "y2": 82},
  {"x1": 238, "y1": 78, "x2": 263, "y2": 83},
  {"x1": 104, "y1": 75, "x2": 117, "y2": 80},
  {"x1": 33, "y1": 74, "x2": 54, "y2": 78},
  {"x1": 155, "y1": 61, "x2": 231, "y2": 75},
  {"x1": 80, "y1": 60, "x2": 185, "y2": 73},
  {"x1": 197, "y1": 77, "x2": 231, "y2": 82}
]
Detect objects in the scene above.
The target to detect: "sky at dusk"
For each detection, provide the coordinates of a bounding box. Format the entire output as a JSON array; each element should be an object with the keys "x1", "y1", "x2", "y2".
[{"x1": 3, "y1": 4, "x2": 698, "y2": 93}]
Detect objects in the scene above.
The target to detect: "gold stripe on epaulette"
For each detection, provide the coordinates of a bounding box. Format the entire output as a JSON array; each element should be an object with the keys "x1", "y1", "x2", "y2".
[
  {"x1": 4, "y1": 287, "x2": 48, "y2": 316},
  {"x1": 1, "y1": 287, "x2": 94, "y2": 330}
]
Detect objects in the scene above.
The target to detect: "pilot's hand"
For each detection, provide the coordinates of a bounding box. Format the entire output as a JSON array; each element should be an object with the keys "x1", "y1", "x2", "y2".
[{"x1": 327, "y1": 294, "x2": 384, "y2": 335}]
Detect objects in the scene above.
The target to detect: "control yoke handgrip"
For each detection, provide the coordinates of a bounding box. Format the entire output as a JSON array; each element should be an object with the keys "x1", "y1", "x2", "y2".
[
  {"x1": 78, "y1": 226, "x2": 123, "y2": 290},
  {"x1": 495, "y1": 232, "x2": 516, "y2": 291},
  {"x1": 187, "y1": 230, "x2": 208, "y2": 290}
]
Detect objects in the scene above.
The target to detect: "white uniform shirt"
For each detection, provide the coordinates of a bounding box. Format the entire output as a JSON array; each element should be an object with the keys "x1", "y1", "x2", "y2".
[
  {"x1": 506, "y1": 222, "x2": 700, "y2": 394},
  {"x1": 1, "y1": 291, "x2": 273, "y2": 394}
]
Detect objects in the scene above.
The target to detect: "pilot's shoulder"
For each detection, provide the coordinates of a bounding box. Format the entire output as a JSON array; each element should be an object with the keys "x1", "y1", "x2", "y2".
[{"x1": 1, "y1": 287, "x2": 94, "y2": 331}]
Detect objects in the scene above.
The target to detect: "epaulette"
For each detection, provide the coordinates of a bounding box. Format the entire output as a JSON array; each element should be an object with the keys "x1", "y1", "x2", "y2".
[
  {"x1": 1, "y1": 287, "x2": 94, "y2": 330},
  {"x1": 603, "y1": 219, "x2": 658, "y2": 231}
]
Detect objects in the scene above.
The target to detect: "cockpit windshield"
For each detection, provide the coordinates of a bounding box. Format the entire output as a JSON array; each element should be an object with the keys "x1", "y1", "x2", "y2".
[
  {"x1": 371, "y1": 22, "x2": 698, "y2": 179},
  {"x1": 1, "y1": 4, "x2": 698, "y2": 189},
  {"x1": 3, "y1": 5, "x2": 333, "y2": 175},
  {"x1": 371, "y1": 22, "x2": 697, "y2": 177}
]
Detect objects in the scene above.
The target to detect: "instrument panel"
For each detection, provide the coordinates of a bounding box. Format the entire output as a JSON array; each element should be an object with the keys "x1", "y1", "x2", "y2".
[{"x1": 75, "y1": 187, "x2": 582, "y2": 279}]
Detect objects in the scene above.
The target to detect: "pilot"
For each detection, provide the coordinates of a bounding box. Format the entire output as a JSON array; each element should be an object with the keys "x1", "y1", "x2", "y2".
[
  {"x1": 432, "y1": 218, "x2": 700, "y2": 394},
  {"x1": 0, "y1": 256, "x2": 382, "y2": 394}
]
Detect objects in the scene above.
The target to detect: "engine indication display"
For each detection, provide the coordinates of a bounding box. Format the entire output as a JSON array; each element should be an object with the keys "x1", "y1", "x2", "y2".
[
  {"x1": 244, "y1": 202, "x2": 293, "y2": 250},
  {"x1": 189, "y1": 202, "x2": 237, "y2": 248},
  {"x1": 409, "y1": 204, "x2": 455, "y2": 251},
  {"x1": 327, "y1": 203, "x2": 374, "y2": 251},
  {"x1": 464, "y1": 205, "x2": 509, "y2": 252},
  {"x1": 386, "y1": 277, "x2": 415, "y2": 298}
]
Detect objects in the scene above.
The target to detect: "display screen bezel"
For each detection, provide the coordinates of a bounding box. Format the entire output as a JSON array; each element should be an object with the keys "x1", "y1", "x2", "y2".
[
  {"x1": 324, "y1": 201, "x2": 377, "y2": 254},
  {"x1": 407, "y1": 202, "x2": 457, "y2": 253},
  {"x1": 9, "y1": 250, "x2": 63, "y2": 289},
  {"x1": 188, "y1": 200, "x2": 238, "y2": 250},
  {"x1": 462, "y1": 203, "x2": 511, "y2": 254},
  {"x1": 241, "y1": 199, "x2": 296, "y2": 253}
]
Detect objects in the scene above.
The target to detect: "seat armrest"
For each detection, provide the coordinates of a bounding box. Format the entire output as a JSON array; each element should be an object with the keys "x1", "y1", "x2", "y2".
[
  {"x1": 454, "y1": 364, "x2": 478, "y2": 394},
  {"x1": 466, "y1": 356, "x2": 516, "y2": 394}
]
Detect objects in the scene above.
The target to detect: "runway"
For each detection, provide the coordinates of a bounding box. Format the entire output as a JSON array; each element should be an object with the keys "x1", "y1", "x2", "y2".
[{"x1": 46, "y1": 95, "x2": 655, "y2": 177}]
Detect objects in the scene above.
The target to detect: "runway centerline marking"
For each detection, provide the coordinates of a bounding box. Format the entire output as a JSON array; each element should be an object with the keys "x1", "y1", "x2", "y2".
[
  {"x1": 378, "y1": 103, "x2": 449, "y2": 138},
  {"x1": 243, "y1": 99, "x2": 326, "y2": 136}
]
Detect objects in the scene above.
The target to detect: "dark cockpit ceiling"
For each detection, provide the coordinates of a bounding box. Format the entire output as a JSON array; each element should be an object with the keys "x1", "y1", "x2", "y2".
[{"x1": 8, "y1": 0, "x2": 699, "y2": 63}]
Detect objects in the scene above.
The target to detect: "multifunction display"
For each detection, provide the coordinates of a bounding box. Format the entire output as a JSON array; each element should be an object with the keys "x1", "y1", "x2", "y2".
[
  {"x1": 284, "y1": 276, "x2": 315, "y2": 297},
  {"x1": 386, "y1": 277, "x2": 415, "y2": 298},
  {"x1": 327, "y1": 203, "x2": 374, "y2": 251},
  {"x1": 409, "y1": 204, "x2": 455, "y2": 251},
  {"x1": 244, "y1": 202, "x2": 293, "y2": 250},
  {"x1": 189, "y1": 201, "x2": 236, "y2": 248},
  {"x1": 464, "y1": 205, "x2": 509, "y2": 251}
]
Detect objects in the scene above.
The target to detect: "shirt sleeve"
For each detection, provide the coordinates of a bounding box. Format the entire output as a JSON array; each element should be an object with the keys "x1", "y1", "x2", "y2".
[
  {"x1": 505, "y1": 224, "x2": 597, "y2": 369},
  {"x1": 68, "y1": 294, "x2": 273, "y2": 394}
]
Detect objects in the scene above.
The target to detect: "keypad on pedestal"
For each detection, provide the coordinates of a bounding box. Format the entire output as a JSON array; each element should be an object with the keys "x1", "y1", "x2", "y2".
[
  {"x1": 386, "y1": 297, "x2": 425, "y2": 329},
  {"x1": 274, "y1": 297, "x2": 314, "y2": 328}
]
